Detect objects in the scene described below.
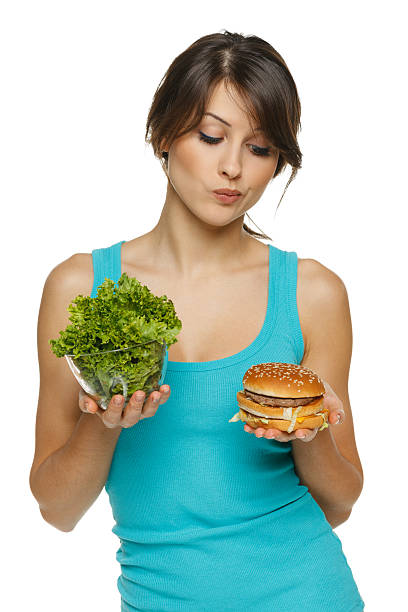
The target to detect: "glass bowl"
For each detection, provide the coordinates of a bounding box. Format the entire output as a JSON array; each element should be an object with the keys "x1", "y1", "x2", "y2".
[{"x1": 65, "y1": 340, "x2": 168, "y2": 410}]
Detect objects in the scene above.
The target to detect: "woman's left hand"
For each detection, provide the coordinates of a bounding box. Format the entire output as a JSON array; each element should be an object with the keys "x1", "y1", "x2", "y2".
[{"x1": 243, "y1": 378, "x2": 345, "y2": 442}]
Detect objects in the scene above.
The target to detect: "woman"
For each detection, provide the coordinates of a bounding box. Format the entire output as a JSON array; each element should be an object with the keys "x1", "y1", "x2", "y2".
[{"x1": 30, "y1": 31, "x2": 365, "y2": 611}]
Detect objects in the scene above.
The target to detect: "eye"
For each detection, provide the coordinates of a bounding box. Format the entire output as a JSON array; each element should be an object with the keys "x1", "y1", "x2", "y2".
[
  {"x1": 198, "y1": 131, "x2": 272, "y2": 157},
  {"x1": 250, "y1": 145, "x2": 271, "y2": 157},
  {"x1": 199, "y1": 131, "x2": 221, "y2": 145}
]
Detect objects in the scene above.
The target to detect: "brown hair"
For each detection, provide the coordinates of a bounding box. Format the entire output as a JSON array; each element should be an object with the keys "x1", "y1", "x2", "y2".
[{"x1": 145, "y1": 30, "x2": 302, "y2": 241}]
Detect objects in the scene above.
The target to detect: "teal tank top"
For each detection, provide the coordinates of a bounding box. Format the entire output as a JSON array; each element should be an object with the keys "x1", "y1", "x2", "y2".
[{"x1": 91, "y1": 240, "x2": 365, "y2": 612}]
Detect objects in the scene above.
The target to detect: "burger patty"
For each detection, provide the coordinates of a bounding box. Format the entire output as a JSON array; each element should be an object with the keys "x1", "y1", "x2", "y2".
[{"x1": 244, "y1": 389, "x2": 321, "y2": 407}]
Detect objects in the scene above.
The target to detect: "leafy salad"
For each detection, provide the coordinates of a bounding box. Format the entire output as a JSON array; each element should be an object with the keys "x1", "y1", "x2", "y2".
[{"x1": 50, "y1": 272, "x2": 182, "y2": 403}]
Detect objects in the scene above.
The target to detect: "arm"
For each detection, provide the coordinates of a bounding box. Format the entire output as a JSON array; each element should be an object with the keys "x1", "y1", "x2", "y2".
[
  {"x1": 29, "y1": 254, "x2": 121, "y2": 532},
  {"x1": 292, "y1": 425, "x2": 362, "y2": 528},
  {"x1": 30, "y1": 254, "x2": 169, "y2": 532},
  {"x1": 31, "y1": 413, "x2": 121, "y2": 532},
  {"x1": 291, "y1": 259, "x2": 364, "y2": 525}
]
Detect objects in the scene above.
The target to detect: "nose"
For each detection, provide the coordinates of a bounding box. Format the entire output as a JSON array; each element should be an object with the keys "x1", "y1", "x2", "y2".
[{"x1": 218, "y1": 145, "x2": 242, "y2": 179}]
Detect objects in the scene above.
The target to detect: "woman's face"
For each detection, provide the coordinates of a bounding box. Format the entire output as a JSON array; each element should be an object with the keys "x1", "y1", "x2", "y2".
[{"x1": 164, "y1": 80, "x2": 280, "y2": 228}]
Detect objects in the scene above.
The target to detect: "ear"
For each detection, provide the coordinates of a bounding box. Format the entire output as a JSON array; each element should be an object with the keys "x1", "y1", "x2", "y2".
[{"x1": 159, "y1": 136, "x2": 169, "y2": 156}]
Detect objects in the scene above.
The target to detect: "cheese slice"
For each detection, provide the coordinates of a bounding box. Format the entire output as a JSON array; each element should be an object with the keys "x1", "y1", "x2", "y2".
[{"x1": 228, "y1": 407, "x2": 330, "y2": 431}]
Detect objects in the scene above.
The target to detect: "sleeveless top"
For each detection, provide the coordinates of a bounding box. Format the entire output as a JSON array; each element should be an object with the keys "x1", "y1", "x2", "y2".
[{"x1": 90, "y1": 240, "x2": 365, "y2": 612}]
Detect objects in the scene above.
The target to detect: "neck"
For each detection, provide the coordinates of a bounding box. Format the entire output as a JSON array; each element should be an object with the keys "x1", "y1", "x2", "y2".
[{"x1": 144, "y1": 185, "x2": 257, "y2": 281}]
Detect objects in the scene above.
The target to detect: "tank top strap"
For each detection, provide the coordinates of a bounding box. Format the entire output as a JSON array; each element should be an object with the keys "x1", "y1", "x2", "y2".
[
  {"x1": 269, "y1": 245, "x2": 304, "y2": 365},
  {"x1": 90, "y1": 240, "x2": 125, "y2": 298}
]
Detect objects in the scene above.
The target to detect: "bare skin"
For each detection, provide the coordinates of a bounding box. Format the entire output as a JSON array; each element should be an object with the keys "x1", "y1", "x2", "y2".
[{"x1": 78, "y1": 385, "x2": 171, "y2": 428}]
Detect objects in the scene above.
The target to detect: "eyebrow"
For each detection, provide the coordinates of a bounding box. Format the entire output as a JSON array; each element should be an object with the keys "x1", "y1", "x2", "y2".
[{"x1": 203, "y1": 112, "x2": 262, "y2": 131}]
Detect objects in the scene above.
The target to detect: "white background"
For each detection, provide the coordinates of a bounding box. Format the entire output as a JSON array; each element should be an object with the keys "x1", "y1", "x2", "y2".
[{"x1": 1, "y1": 1, "x2": 406, "y2": 610}]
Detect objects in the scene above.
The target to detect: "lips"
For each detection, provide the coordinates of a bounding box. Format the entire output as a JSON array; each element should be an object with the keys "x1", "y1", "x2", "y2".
[
  {"x1": 212, "y1": 191, "x2": 242, "y2": 203},
  {"x1": 213, "y1": 189, "x2": 241, "y2": 195}
]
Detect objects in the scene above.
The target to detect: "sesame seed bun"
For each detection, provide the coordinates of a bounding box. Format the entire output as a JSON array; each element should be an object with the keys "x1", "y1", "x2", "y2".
[{"x1": 243, "y1": 362, "x2": 325, "y2": 398}]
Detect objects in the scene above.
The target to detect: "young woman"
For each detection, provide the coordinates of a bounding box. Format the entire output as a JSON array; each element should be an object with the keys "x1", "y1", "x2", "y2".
[{"x1": 30, "y1": 31, "x2": 365, "y2": 611}]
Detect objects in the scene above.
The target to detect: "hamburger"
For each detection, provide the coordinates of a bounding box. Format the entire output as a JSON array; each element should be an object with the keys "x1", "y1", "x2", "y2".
[{"x1": 229, "y1": 362, "x2": 329, "y2": 433}]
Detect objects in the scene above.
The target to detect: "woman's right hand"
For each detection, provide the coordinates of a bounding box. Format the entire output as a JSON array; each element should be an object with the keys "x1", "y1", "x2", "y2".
[{"x1": 78, "y1": 386, "x2": 171, "y2": 429}]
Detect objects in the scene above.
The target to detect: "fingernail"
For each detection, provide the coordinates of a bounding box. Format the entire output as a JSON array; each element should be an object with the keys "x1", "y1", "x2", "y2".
[
  {"x1": 84, "y1": 401, "x2": 90, "y2": 410},
  {"x1": 162, "y1": 386, "x2": 169, "y2": 393},
  {"x1": 336, "y1": 414, "x2": 341, "y2": 424},
  {"x1": 114, "y1": 396, "x2": 122, "y2": 405},
  {"x1": 298, "y1": 434, "x2": 306, "y2": 439}
]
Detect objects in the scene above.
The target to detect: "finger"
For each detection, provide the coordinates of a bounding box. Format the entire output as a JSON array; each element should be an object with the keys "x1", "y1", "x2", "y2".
[
  {"x1": 330, "y1": 409, "x2": 345, "y2": 425},
  {"x1": 244, "y1": 424, "x2": 279, "y2": 439},
  {"x1": 254, "y1": 427, "x2": 266, "y2": 438},
  {"x1": 258, "y1": 427, "x2": 309, "y2": 442},
  {"x1": 264, "y1": 428, "x2": 278, "y2": 439},
  {"x1": 158, "y1": 385, "x2": 171, "y2": 403},
  {"x1": 292, "y1": 427, "x2": 319, "y2": 442},
  {"x1": 293, "y1": 428, "x2": 308, "y2": 440},
  {"x1": 121, "y1": 387, "x2": 171, "y2": 428},
  {"x1": 246, "y1": 425, "x2": 287, "y2": 442},
  {"x1": 245, "y1": 422, "x2": 320, "y2": 442},
  {"x1": 78, "y1": 388, "x2": 87, "y2": 412},
  {"x1": 269, "y1": 429, "x2": 291, "y2": 442},
  {"x1": 120, "y1": 391, "x2": 145, "y2": 427},
  {"x1": 102, "y1": 394, "x2": 125, "y2": 428},
  {"x1": 139, "y1": 390, "x2": 162, "y2": 418},
  {"x1": 264, "y1": 428, "x2": 291, "y2": 442},
  {"x1": 78, "y1": 389, "x2": 98, "y2": 414},
  {"x1": 324, "y1": 391, "x2": 344, "y2": 419}
]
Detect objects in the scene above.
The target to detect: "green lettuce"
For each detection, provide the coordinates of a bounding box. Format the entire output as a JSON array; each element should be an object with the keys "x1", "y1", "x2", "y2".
[{"x1": 49, "y1": 272, "x2": 182, "y2": 402}]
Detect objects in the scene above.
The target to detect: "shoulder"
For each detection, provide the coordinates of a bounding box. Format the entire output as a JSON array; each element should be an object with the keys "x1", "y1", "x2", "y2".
[
  {"x1": 298, "y1": 257, "x2": 348, "y2": 300},
  {"x1": 38, "y1": 253, "x2": 95, "y2": 364},
  {"x1": 297, "y1": 257, "x2": 350, "y2": 356},
  {"x1": 43, "y1": 252, "x2": 94, "y2": 299}
]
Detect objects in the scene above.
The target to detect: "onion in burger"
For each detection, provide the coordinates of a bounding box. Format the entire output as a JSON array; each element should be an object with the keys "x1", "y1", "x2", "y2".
[{"x1": 229, "y1": 362, "x2": 329, "y2": 433}]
